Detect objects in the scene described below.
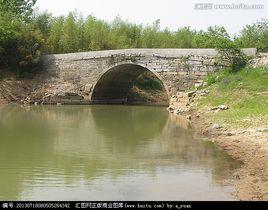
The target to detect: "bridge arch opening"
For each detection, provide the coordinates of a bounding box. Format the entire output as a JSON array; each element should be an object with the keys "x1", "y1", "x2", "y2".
[{"x1": 91, "y1": 64, "x2": 169, "y2": 106}]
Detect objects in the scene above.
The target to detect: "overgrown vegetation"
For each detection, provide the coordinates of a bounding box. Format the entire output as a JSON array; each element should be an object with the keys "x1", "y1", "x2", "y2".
[
  {"x1": 0, "y1": 0, "x2": 43, "y2": 77},
  {"x1": 198, "y1": 67, "x2": 268, "y2": 128},
  {"x1": 134, "y1": 72, "x2": 163, "y2": 91},
  {"x1": 0, "y1": 1, "x2": 268, "y2": 77},
  {"x1": 128, "y1": 71, "x2": 168, "y2": 105},
  {"x1": 216, "y1": 42, "x2": 249, "y2": 72}
]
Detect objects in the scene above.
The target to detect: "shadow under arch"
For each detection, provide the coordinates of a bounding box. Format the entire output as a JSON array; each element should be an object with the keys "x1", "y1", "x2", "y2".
[{"x1": 91, "y1": 63, "x2": 169, "y2": 105}]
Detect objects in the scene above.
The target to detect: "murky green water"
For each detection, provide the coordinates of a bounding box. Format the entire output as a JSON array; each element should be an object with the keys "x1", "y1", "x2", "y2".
[{"x1": 0, "y1": 105, "x2": 241, "y2": 200}]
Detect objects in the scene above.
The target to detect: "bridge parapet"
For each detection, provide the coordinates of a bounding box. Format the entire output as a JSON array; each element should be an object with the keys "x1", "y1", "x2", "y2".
[{"x1": 42, "y1": 48, "x2": 256, "y2": 60}]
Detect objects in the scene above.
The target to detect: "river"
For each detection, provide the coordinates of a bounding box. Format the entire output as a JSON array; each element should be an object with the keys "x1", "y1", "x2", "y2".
[{"x1": 0, "y1": 105, "x2": 241, "y2": 200}]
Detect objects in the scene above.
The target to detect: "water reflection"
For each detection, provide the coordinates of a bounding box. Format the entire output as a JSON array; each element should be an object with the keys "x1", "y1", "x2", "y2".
[{"x1": 0, "y1": 105, "x2": 241, "y2": 200}]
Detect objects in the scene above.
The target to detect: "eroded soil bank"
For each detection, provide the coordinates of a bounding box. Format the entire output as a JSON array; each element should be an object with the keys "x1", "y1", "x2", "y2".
[{"x1": 168, "y1": 91, "x2": 268, "y2": 200}]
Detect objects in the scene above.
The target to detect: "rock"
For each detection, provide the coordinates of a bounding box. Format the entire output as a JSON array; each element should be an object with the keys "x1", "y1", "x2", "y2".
[
  {"x1": 187, "y1": 90, "x2": 196, "y2": 97},
  {"x1": 211, "y1": 107, "x2": 219, "y2": 111},
  {"x1": 196, "y1": 89, "x2": 210, "y2": 96},
  {"x1": 175, "y1": 107, "x2": 190, "y2": 114},
  {"x1": 170, "y1": 97, "x2": 178, "y2": 103},
  {"x1": 186, "y1": 115, "x2": 191, "y2": 120},
  {"x1": 65, "y1": 92, "x2": 78, "y2": 96},
  {"x1": 212, "y1": 123, "x2": 222, "y2": 129},
  {"x1": 194, "y1": 80, "x2": 203, "y2": 88},
  {"x1": 211, "y1": 104, "x2": 229, "y2": 111},
  {"x1": 256, "y1": 128, "x2": 268, "y2": 132},
  {"x1": 34, "y1": 102, "x2": 38, "y2": 106},
  {"x1": 56, "y1": 102, "x2": 62, "y2": 106},
  {"x1": 84, "y1": 84, "x2": 93, "y2": 92},
  {"x1": 167, "y1": 106, "x2": 174, "y2": 112},
  {"x1": 175, "y1": 109, "x2": 181, "y2": 114},
  {"x1": 218, "y1": 104, "x2": 229, "y2": 110}
]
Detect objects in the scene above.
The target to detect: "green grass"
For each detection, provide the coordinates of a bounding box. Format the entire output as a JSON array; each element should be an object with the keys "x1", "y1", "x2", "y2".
[
  {"x1": 134, "y1": 72, "x2": 163, "y2": 91},
  {"x1": 197, "y1": 67, "x2": 268, "y2": 128}
]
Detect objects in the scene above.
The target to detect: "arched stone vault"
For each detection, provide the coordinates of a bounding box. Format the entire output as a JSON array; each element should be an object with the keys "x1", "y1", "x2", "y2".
[
  {"x1": 41, "y1": 48, "x2": 256, "y2": 105},
  {"x1": 91, "y1": 64, "x2": 169, "y2": 104}
]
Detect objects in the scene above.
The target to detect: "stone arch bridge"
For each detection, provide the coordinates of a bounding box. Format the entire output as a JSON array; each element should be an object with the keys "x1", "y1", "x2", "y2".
[{"x1": 41, "y1": 48, "x2": 256, "y2": 105}]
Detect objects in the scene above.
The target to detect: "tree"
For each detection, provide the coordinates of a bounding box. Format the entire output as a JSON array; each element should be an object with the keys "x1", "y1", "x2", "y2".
[
  {"x1": 48, "y1": 16, "x2": 64, "y2": 53},
  {"x1": 237, "y1": 19, "x2": 268, "y2": 52},
  {"x1": 0, "y1": 13, "x2": 19, "y2": 66},
  {"x1": 141, "y1": 20, "x2": 162, "y2": 48},
  {"x1": 174, "y1": 27, "x2": 195, "y2": 48},
  {"x1": 84, "y1": 15, "x2": 111, "y2": 50},
  {"x1": 110, "y1": 16, "x2": 142, "y2": 48},
  {"x1": 0, "y1": 0, "x2": 37, "y2": 20},
  {"x1": 193, "y1": 26, "x2": 230, "y2": 48},
  {"x1": 62, "y1": 12, "x2": 78, "y2": 53},
  {"x1": 16, "y1": 24, "x2": 44, "y2": 77},
  {"x1": 216, "y1": 42, "x2": 248, "y2": 72}
]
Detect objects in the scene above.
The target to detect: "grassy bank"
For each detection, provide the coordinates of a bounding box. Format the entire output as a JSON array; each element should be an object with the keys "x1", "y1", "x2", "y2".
[
  {"x1": 196, "y1": 67, "x2": 268, "y2": 129},
  {"x1": 127, "y1": 71, "x2": 169, "y2": 105}
]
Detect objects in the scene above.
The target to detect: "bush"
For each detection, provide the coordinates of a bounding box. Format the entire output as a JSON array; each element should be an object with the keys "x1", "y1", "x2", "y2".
[
  {"x1": 206, "y1": 74, "x2": 217, "y2": 86},
  {"x1": 216, "y1": 42, "x2": 249, "y2": 72},
  {"x1": 0, "y1": 13, "x2": 44, "y2": 77},
  {"x1": 134, "y1": 72, "x2": 163, "y2": 91},
  {"x1": 16, "y1": 25, "x2": 44, "y2": 77}
]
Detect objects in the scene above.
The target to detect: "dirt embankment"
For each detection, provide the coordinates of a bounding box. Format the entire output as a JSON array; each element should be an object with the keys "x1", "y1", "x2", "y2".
[
  {"x1": 0, "y1": 71, "x2": 92, "y2": 105},
  {"x1": 167, "y1": 91, "x2": 268, "y2": 200},
  {"x1": 0, "y1": 73, "x2": 38, "y2": 104}
]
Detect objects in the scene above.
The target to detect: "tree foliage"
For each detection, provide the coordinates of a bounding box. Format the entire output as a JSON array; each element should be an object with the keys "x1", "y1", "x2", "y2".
[
  {"x1": 0, "y1": 3, "x2": 268, "y2": 77},
  {"x1": 216, "y1": 42, "x2": 248, "y2": 72},
  {"x1": 0, "y1": 0, "x2": 36, "y2": 20},
  {"x1": 237, "y1": 19, "x2": 268, "y2": 52},
  {"x1": 0, "y1": 1, "x2": 43, "y2": 77}
]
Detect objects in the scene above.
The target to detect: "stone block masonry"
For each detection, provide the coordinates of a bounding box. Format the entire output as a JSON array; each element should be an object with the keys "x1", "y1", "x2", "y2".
[{"x1": 40, "y1": 48, "x2": 256, "y2": 104}]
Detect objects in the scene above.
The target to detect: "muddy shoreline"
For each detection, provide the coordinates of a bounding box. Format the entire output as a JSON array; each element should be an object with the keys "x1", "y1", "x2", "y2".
[
  {"x1": 167, "y1": 91, "x2": 268, "y2": 200},
  {"x1": 191, "y1": 113, "x2": 268, "y2": 200}
]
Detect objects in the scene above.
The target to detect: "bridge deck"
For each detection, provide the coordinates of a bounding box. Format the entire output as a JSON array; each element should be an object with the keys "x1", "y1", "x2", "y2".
[{"x1": 43, "y1": 48, "x2": 257, "y2": 60}]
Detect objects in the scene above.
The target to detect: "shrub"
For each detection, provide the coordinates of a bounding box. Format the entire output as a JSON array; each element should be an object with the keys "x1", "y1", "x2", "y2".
[
  {"x1": 134, "y1": 72, "x2": 163, "y2": 91},
  {"x1": 16, "y1": 25, "x2": 44, "y2": 77},
  {"x1": 216, "y1": 42, "x2": 249, "y2": 72},
  {"x1": 0, "y1": 13, "x2": 44, "y2": 77},
  {"x1": 206, "y1": 74, "x2": 217, "y2": 86}
]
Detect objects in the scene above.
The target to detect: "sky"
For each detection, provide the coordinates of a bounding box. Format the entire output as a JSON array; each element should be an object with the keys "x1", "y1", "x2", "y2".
[{"x1": 35, "y1": 0, "x2": 268, "y2": 35}]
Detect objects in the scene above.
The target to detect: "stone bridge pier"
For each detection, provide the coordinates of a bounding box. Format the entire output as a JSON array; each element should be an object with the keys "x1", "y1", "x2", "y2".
[{"x1": 41, "y1": 48, "x2": 256, "y2": 105}]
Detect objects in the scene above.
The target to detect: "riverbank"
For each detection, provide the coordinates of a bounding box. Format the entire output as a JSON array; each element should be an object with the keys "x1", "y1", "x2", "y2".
[
  {"x1": 167, "y1": 67, "x2": 268, "y2": 200},
  {"x1": 0, "y1": 70, "x2": 169, "y2": 106},
  {"x1": 191, "y1": 112, "x2": 268, "y2": 200},
  {"x1": 1, "y1": 67, "x2": 267, "y2": 200}
]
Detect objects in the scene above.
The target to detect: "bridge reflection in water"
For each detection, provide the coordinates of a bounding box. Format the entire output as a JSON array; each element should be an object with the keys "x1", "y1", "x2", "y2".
[{"x1": 0, "y1": 105, "x2": 241, "y2": 200}]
